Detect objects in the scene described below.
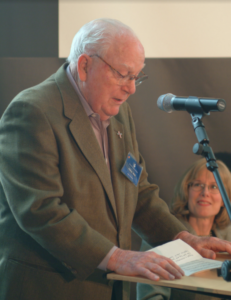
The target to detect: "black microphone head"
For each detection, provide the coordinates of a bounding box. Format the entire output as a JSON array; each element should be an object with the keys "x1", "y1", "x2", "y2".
[{"x1": 157, "y1": 93, "x2": 175, "y2": 113}]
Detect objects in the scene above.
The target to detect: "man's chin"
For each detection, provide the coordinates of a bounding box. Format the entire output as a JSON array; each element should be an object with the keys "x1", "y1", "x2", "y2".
[{"x1": 101, "y1": 107, "x2": 121, "y2": 120}]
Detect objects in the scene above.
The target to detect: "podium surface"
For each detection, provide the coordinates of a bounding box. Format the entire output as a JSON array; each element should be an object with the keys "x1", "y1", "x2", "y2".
[{"x1": 107, "y1": 253, "x2": 231, "y2": 297}]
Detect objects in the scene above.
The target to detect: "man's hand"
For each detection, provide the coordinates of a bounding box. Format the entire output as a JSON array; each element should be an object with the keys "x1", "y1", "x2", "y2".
[
  {"x1": 107, "y1": 248, "x2": 184, "y2": 281},
  {"x1": 175, "y1": 231, "x2": 231, "y2": 259}
]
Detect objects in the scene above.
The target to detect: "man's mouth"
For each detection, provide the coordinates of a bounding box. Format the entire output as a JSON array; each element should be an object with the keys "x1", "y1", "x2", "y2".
[{"x1": 113, "y1": 98, "x2": 124, "y2": 104}]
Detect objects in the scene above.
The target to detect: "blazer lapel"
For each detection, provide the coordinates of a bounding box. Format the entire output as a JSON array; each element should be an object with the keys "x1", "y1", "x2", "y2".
[
  {"x1": 55, "y1": 64, "x2": 118, "y2": 223},
  {"x1": 108, "y1": 117, "x2": 126, "y2": 232}
]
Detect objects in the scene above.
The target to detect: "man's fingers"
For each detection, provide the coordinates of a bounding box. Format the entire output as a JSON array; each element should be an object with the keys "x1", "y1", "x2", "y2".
[
  {"x1": 154, "y1": 256, "x2": 184, "y2": 277},
  {"x1": 165, "y1": 258, "x2": 185, "y2": 276},
  {"x1": 177, "y1": 231, "x2": 231, "y2": 258},
  {"x1": 139, "y1": 267, "x2": 160, "y2": 281},
  {"x1": 145, "y1": 262, "x2": 175, "y2": 280},
  {"x1": 200, "y1": 248, "x2": 216, "y2": 259},
  {"x1": 145, "y1": 258, "x2": 184, "y2": 280},
  {"x1": 164, "y1": 262, "x2": 184, "y2": 279},
  {"x1": 208, "y1": 239, "x2": 231, "y2": 254},
  {"x1": 192, "y1": 237, "x2": 231, "y2": 258}
]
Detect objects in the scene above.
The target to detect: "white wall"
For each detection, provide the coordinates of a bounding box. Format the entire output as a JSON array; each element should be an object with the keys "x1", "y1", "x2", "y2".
[{"x1": 59, "y1": 0, "x2": 231, "y2": 58}]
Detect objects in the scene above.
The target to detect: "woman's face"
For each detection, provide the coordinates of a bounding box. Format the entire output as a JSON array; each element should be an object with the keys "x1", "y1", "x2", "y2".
[{"x1": 188, "y1": 168, "x2": 223, "y2": 220}]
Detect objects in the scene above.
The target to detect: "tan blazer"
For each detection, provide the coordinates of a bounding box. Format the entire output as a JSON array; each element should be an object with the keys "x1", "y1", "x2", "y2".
[{"x1": 0, "y1": 64, "x2": 185, "y2": 300}]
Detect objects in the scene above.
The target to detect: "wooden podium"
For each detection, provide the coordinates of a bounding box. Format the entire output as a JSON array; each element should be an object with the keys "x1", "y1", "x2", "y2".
[{"x1": 107, "y1": 253, "x2": 231, "y2": 298}]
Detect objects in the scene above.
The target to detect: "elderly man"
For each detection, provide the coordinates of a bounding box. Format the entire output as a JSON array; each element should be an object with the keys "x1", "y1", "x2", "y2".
[{"x1": 0, "y1": 18, "x2": 230, "y2": 300}]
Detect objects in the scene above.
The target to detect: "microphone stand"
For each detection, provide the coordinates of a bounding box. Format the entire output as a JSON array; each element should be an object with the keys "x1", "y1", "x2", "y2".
[
  {"x1": 191, "y1": 113, "x2": 231, "y2": 221},
  {"x1": 191, "y1": 113, "x2": 231, "y2": 282}
]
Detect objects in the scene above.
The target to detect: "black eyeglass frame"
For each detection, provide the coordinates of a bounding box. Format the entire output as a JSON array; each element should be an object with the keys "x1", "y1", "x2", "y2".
[{"x1": 90, "y1": 54, "x2": 148, "y2": 86}]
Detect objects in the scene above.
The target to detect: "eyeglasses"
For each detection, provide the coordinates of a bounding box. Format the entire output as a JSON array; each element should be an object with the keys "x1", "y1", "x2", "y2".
[
  {"x1": 90, "y1": 54, "x2": 148, "y2": 87},
  {"x1": 188, "y1": 181, "x2": 220, "y2": 194}
]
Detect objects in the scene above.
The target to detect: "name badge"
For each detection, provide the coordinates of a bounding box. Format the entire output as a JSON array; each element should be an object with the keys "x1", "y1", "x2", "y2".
[{"x1": 121, "y1": 152, "x2": 143, "y2": 186}]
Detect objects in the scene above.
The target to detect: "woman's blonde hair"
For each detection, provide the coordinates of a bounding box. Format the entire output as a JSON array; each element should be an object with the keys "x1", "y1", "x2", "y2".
[{"x1": 171, "y1": 158, "x2": 231, "y2": 228}]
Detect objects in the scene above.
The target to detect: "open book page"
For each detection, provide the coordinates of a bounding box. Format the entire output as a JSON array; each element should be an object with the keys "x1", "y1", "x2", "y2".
[{"x1": 147, "y1": 239, "x2": 222, "y2": 276}]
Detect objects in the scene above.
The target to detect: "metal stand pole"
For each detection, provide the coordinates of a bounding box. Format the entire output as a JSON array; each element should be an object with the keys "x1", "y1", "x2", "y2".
[{"x1": 191, "y1": 113, "x2": 231, "y2": 221}]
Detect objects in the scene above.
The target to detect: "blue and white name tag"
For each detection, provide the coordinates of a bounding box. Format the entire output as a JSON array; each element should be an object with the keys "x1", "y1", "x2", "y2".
[{"x1": 121, "y1": 152, "x2": 143, "y2": 186}]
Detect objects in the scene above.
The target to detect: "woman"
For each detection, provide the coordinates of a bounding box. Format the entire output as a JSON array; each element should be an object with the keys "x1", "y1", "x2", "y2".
[
  {"x1": 137, "y1": 158, "x2": 231, "y2": 300},
  {"x1": 171, "y1": 158, "x2": 231, "y2": 238}
]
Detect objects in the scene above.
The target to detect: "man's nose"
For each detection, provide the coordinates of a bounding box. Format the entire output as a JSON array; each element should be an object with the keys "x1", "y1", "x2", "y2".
[{"x1": 122, "y1": 80, "x2": 136, "y2": 95}]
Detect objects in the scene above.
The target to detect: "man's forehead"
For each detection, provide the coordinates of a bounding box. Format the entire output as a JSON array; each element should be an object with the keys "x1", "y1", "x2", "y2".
[
  {"x1": 108, "y1": 34, "x2": 143, "y2": 52},
  {"x1": 106, "y1": 37, "x2": 145, "y2": 71}
]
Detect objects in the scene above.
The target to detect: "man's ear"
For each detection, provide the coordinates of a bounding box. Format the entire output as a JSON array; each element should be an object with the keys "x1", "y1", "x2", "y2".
[{"x1": 77, "y1": 54, "x2": 90, "y2": 82}]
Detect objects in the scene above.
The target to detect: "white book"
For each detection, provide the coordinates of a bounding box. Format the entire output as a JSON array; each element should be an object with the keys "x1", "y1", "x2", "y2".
[{"x1": 147, "y1": 239, "x2": 222, "y2": 276}]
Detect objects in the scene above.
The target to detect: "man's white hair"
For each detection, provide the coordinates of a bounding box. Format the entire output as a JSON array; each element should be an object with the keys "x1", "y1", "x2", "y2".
[{"x1": 67, "y1": 18, "x2": 138, "y2": 66}]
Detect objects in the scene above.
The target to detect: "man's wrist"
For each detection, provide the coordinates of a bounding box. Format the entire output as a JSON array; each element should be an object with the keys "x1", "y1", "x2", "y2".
[
  {"x1": 107, "y1": 247, "x2": 128, "y2": 271},
  {"x1": 98, "y1": 246, "x2": 118, "y2": 271}
]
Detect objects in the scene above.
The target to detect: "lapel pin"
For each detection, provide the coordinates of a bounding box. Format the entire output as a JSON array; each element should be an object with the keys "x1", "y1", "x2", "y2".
[{"x1": 116, "y1": 131, "x2": 123, "y2": 139}]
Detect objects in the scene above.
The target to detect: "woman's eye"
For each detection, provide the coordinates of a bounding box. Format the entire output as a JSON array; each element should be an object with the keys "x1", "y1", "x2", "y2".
[{"x1": 211, "y1": 185, "x2": 218, "y2": 189}]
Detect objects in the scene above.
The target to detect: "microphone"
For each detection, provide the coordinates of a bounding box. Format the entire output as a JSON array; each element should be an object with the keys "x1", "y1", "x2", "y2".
[{"x1": 157, "y1": 93, "x2": 226, "y2": 114}]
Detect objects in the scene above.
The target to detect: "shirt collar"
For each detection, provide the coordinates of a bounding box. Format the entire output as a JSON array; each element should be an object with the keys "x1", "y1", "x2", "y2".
[{"x1": 66, "y1": 65, "x2": 110, "y2": 128}]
